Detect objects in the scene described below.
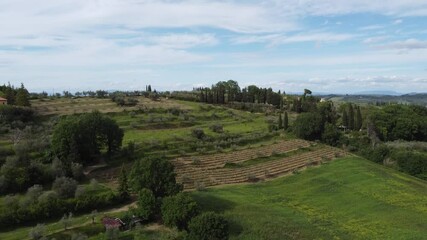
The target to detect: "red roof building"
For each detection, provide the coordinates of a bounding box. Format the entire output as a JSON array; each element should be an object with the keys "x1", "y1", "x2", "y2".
[
  {"x1": 101, "y1": 217, "x2": 125, "y2": 230},
  {"x1": 0, "y1": 97, "x2": 7, "y2": 105}
]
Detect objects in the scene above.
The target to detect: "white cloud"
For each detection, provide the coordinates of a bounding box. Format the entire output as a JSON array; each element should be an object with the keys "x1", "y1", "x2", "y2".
[
  {"x1": 232, "y1": 32, "x2": 355, "y2": 45},
  {"x1": 393, "y1": 19, "x2": 403, "y2": 24},
  {"x1": 363, "y1": 36, "x2": 388, "y2": 44},
  {"x1": 376, "y1": 39, "x2": 427, "y2": 50},
  {"x1": 148, "y1": 34, "x2": 219, "y2": 49},
  {"x1": 358, "y1": 25, "x2": 384, "y2": 31}
]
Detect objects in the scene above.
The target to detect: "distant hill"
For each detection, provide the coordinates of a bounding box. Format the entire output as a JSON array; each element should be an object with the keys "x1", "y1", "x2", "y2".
[
  {"x1": 321, "y1": 93, "x2": 427, "y2": 106},
  {"x1": 353, "y1": 90, "x2": 402, "y2": 96}
]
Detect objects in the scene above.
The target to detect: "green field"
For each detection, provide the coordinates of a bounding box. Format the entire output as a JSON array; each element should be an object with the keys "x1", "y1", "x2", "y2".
[{"x1": 191, "y1": 156, "x2": 427, "y2": 240}]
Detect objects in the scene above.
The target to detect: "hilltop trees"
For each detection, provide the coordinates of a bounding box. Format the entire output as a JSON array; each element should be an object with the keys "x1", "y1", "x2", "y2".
[
  {"x1": 51, "y1": 111, "x2": 123, "y2": 167},
  {"x1": 0, "y1": 83, "x2": 30, "y2": 106},
  {"x1": 198, "y1": 80, "x2": 283, "y2": 108}
]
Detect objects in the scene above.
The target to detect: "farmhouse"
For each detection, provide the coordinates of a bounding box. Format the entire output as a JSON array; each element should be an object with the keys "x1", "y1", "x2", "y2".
[
  {"x1": 0, "y1": 97, "x2": 7, "y2": 105},
  {"x1": 101, "y1": 217, "x2": 126, "y2": 230}
]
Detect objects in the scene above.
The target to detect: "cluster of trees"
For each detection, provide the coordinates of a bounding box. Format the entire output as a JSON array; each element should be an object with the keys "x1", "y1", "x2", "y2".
[
  {"x1": 292, "y1": 101, "x2": 341, "y2": 145},
  {"x1": 0, "y1": 83, "x2": 31, "y2": 106},
  {"x1": 341, "y1": 103, "x2": 362, "y2": 130},
  {"x1": 198, "y1": 80, "x2": 284, "y2": 108},
  {"x1": 277, "y1": 112, "x2": 289, "y2": 130},
  {"x1": 51, "y1": 111, "x2": 124, "y2": 169},
  {"x1": 110, "y1": 94, "x2": 139, "y2": 107},
  {"x1": 289, "y1": 89, "x2": 319, "y2": 113},
  {"x1": 127, "y1": 157, "x2": 229, "y2": 239},
  {"x1": 0, "y1": 183, "x2": 121, "y2": 229},
  {"x1": 367, "y1": 104, "x2": 427, "y2": 142}
]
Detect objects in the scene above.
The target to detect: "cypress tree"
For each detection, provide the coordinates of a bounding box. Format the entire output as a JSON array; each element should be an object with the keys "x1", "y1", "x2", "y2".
[
  {"x1": 284, "y1": 112, "x2": 289, "y2": 130},
  {"x1": 348, "y1": 104, "x2": 355, "y2": 130},
  {"x1": 5, "y1": 83, "x2": 15, "y2": 105},
  {"x1": 278, "y1": 114, "x2": 283, "y2": 129},
  {"x1": 342, "y1": 110, "x2": 349, "y2": 128},
  {"x1": 15, "y1": 83, "x2": 30, "y2": 106},
  {"x1": 118, "y1": 164, "x2": 130, "y2": 200},
  {"x1": 356, "y1": 107, "x2": 362, "y2": 130}
]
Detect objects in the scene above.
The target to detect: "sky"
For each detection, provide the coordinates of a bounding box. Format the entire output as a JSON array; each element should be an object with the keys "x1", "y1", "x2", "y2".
[{"x1": 1, "y1": 0, "x2": 427, "y2": 94}]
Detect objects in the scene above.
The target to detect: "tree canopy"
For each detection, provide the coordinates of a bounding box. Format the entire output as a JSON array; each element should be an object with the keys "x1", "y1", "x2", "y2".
[
  {"x1": 51, "y1": 111, "x2": 123, "y2": 166},
  {"x1": 129, "y1": 157, "x2": 182, "y2": 198}
]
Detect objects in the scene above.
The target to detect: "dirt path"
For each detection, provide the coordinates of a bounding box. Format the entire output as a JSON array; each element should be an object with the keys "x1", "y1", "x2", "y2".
[{"x1": 36, "y1": 201, "x2": 137, "y2": 240}]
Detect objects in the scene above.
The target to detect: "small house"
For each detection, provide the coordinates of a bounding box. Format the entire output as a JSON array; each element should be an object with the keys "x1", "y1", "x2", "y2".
[
  {"x1": 101, "y1": 217, "x2": 126, "y2": 230},
  {"x1": 0, "y1": 97, "x2": 7, "y2": 105}
]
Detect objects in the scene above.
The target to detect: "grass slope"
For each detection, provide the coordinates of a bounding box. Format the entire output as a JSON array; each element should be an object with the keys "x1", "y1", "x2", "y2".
[{"x1": 191, "y1": 156, "x2": 427, "y2": 240}]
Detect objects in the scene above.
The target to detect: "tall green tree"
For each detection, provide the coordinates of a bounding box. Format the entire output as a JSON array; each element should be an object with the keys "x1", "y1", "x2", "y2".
[
  {"x1": 348, "y1": 104, "x2": 355, "y2": 130},
  {"x1": 283, "y1": 112, "x2": 289, "y2": 130},
  {"x1": 51, "y1": 112, "x2": 123, "y2": 165},
  {"x1": 293, "y1": 113, "x2": 324, "y2": 140},
  {"x1": 161, "y1": 193, "x2": 199, "y2": 230},
  {"x1": 129, "y1": 157, "x2": 182, "y2": 198},
  {"x1": 355, "y1": 106, "x2": 362, "y2": 130},
  {"x1": 342, "y1": 110, "x2": 349, "y2": 128},
  {"x1": 278, "y1": 114, "x2": 283, "y2": 129},
  {"x1": 5, "y1": 83, "x2": 15, "y2": 105},
  {"x1": 15, "y1": 83, "x2": 30, "y2": 106},
  {"x1": 118, "y1": 165, "x2": 130, "y2": 200}
]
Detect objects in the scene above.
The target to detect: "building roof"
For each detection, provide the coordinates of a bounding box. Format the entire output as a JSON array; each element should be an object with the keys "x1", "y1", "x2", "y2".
[
  {"x1": 101, "y1": 217, "x2": 125, "y2": 229},
  {"x1": 0, "y1": 97, "x2": 7, "y2": 101}
]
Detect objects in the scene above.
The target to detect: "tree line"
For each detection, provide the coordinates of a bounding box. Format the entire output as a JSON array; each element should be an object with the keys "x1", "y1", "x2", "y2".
[
  {"x1": 198, "y1": 80, "x2": 284, "y2": 108},
  {"x1": 0, "y1": 83, "x2": 31, "y2": 106}
]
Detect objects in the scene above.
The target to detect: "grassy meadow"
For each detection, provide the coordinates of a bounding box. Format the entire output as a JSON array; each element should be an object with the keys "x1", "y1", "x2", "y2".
[{"x1": 191, "y1": 156, "x2": 427, "y2": 240}]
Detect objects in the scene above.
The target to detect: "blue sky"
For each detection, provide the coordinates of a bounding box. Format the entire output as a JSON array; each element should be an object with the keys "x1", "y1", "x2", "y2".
[{"x1": 1, "y1": 0, "x2": 427, "y2": 94}]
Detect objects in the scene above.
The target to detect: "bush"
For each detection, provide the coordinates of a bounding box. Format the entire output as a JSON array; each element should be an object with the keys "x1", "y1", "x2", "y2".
[
  {"x1": 29, "y1": 223, "x2": 45, "y2": 240},
  {"x1": 26, "y1": 184, "x2": 43, "y2": 203},
  {"x1": 210, "y1": 124, "x2": 224, "y2": 133},
  {"x1": 393, "y1": 150, "x2": 427, "y2": 176},
  {"x1": 135, "y1": 188, "x2": 156, "y2": 221},
  {"x1": 71, "y1": 162, "x2": 84, "y2": 180},
  {"x1": 321, "y1": 123, "x2": 342, "y2": 146},
  {"x1": 52, "y1": 177, "x2": 77, "y2": 198},
  {"x1": 161, "y1": 193, "x2": 199, "y2": 230},
  {"x1": 187, "y1": 212, "x2": 229, "y2": 240},
  {"x1": 191, "y1": 128, "x2": 205, "y2": 140}
]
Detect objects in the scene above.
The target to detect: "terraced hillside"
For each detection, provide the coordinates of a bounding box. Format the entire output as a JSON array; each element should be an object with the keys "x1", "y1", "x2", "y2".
[
  {"x1": 172, "y1": 139, "x2": 348, "y2": 189},
  {"x1": 31, "y1": 97, "x2": 190, "y2": 115}
]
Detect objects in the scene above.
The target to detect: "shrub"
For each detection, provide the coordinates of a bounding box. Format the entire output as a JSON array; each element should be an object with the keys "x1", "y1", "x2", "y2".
[
  {"x1": 29, "y1": 223, "x2": 45, "y2": 240},
  {"x1": 71, "y1": 162, "x2": 84, "y2": 180},
  {"x1": 75, "y1": 186, "x2": 87, "y2": 198},
  {"x1": 161, "y1": 193, "x2": 199, "y2": 230},
  {"x1": 135, "y1": 188, "x2": 156, "y2": 221},
  {"x1": 52, "y1": 177, "x2": 78, "y2": 198},
  {"x1": 210, "y1": 124, "x2": 224, "y2": 133},
  {"x1": 38, "y1": 191, "x2": 59, "y2": 204},
  {"x1": 191, "y1": 128, "x2": 205, "y2": 140},
  {"x1": 187, "y1": 212, "x2": 229, "y2": 240},
  {"x1": 26, "y1": 184, "x2": 43, "y2": 203},
  {"x1": 71, "y1": 233, "x2": 88, "y2": 240},
  {"x1": 194, "y1": 182, "x2": 205, "y2": 191}
]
